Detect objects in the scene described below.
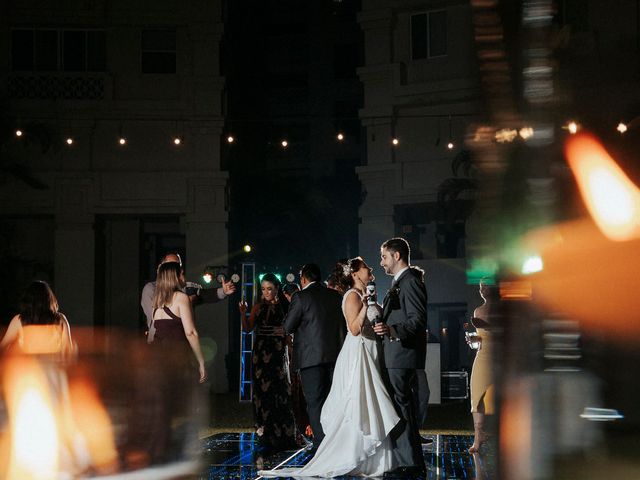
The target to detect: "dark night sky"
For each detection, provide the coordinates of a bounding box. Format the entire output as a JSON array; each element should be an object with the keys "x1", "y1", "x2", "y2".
[{"x1": 223, "y1": 0, "x2": 363, "y2": 277}]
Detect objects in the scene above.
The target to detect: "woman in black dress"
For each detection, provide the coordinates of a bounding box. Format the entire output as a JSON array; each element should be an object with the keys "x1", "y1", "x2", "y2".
[{"x1": 239, "y1": 273, "x2": 296, "y2": 451}]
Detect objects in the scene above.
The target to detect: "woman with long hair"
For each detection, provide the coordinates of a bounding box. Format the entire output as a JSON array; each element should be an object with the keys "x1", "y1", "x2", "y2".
[
  {"x1": 239, "y1": 273, "x2": 297, "y2": 451},
  {"x1": 1, "y1": 280, "x2": 73, "y2": 356},
  {"x1": 152, "y1": 261, "x2": 206, "y2": 383}
]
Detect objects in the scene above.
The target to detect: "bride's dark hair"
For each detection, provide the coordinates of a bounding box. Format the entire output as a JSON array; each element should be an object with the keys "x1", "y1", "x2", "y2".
[{"x1": 334, "y1": 256, "x2": 366, "y2": 292}]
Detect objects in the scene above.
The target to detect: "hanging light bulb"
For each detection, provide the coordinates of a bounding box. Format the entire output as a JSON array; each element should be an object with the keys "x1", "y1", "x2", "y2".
[
  {"x1": 118, "y1": 137, "x2": 127, "y2": 146},
  {"x1": 65, "y1": 137, "x2": 74, "y2": 145},
  {"x1": 227, "y1": 135, "x2": 235, "y2": 143},
  {"x1": 447, "y1": 141, "x2": 454, "y2": 150},
  {"x1": 616, "y1": 122, "x2": 628, "y2": 134},
  {"x1": 281, "y1": 140, "x2": 288, "y2": 148},
  {"x1": 15, "y1": 129, "x2": 23, "y2": 137},
  {"x1": 391, "y1": 138, "x2": 399, "y2": 146},
  {"x1": 564, "y1": 121, "x2": 579, "y2": 134},
  {"x1": 337, "y1": 133, "x2": 344, "y2": 141},
  {"x1": 173, "y1": 137, "x2": 182, "y2": 145},
  {"x1": 519, "y1": 127, "x2": 534, "y2": 140}
]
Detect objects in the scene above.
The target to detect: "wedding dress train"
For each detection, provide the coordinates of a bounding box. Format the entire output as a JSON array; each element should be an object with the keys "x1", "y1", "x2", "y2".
[{"x1": 259, "y1": 289, "x2": 399, "y2": 477}]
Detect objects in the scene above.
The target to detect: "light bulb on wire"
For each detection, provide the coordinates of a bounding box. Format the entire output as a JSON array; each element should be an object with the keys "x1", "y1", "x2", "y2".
[
  {"x1": 173, "y1": 137, "x2": 182, "y2": 145},
  {"x1": 281, "y1": 140, "x2": 288, "y2": 148},
  {"x1": 391, "y1": 138, "x2": 399, "y2": 146},
  {"x1": 227, "y1": 135, "x2": 235, "y2": 143},
  {"x1": 65, "y1": 137, "x2": 74, "y2": 145},
  {"x1": 616, "y1": 122, "x2": 628, "y2": 134},
  {"x1": 15, "y1": 129, "x2": 23, "y2": 137},
  {"x1": 118, "y1": 137, "x2": 127, "y2": 146},
  {"x1": 337, "y1": 133, "x2": 344, "y2": 141}
]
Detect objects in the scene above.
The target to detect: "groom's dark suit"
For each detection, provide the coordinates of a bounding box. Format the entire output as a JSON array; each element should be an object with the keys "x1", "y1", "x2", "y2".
[
  {"x1": 381, "y1": 267, "x2": 427, "y2": 470},
  {"x1": 284, "y1": 282, "x2": 345, "y2": 449}
]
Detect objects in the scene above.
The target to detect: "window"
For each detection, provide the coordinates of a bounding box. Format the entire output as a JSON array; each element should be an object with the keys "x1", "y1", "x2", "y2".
[
  {"x1": 11, "y1": 29, "x2": 106, "y2": 72},
  {"x1": 141, "y1": 29, "x2": 176, "y2": 74},
  {"x1": 411, "y1": 10, "x2": 447, "y2": 60}
]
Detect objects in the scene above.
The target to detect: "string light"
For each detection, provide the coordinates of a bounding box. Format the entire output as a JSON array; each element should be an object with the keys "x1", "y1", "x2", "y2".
[
  {"x1": 13, "y1": 117, "x2": 640, "y2": 152},
  {"x1": 564, "y1": 121, "x2": 579, "y2": 134},
  {"x1": 495, "y1": 129, "x2": 518, "y2": 143},
  {"x1": 519, "y1": 127, "x2": 534, "y2": 140}
]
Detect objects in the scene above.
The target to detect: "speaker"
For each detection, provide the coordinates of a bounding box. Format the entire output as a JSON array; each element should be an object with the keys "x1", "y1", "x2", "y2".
[{"x1": 441, "y1": 371, "x2": 469, "y2": 400}]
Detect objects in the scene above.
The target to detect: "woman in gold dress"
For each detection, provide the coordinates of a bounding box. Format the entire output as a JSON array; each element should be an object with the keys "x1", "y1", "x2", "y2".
[{"x1": 467, "y1": 278, "x2": 495, "y2": 453}]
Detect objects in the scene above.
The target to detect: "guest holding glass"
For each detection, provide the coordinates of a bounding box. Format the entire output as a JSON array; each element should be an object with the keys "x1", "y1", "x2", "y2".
[
  {"x1": 466, "y1": 278, "x2": 496, "y2": 453},
  {"x1": 239, "y1": 273, "x2": 296, "y2": 451}
]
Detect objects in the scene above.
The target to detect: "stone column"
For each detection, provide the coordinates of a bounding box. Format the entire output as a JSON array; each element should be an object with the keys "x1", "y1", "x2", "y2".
[
  {"x1": 54, "y1": 178, "x2": 95, "y2": 327},
  {"x1": 185, "y1": 175, "x2": 229, "y2": 393}
]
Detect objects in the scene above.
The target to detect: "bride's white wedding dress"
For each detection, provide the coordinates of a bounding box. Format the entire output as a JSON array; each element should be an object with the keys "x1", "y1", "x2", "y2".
[{"x1": 259, "y1": 288, "x2": 399, "y2": 478}]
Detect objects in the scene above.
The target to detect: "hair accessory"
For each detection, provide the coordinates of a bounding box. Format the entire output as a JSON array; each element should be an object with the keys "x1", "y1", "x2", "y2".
[{"x1": 342, "y1": 263, "x2": 352, "y2": 277}]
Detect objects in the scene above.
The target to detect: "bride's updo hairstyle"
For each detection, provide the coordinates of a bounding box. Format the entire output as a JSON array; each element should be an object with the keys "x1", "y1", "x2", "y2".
[{"x1": 335, "y1": 256, "x2": 366, "y2": 292}]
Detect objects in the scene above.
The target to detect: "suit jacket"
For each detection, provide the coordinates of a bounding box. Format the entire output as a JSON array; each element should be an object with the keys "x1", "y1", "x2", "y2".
[
  {"x1": 284, "y1": 282, "x2": 346, "y2": 370},
  {"x1": 382, "y1": 267, "x2": 427, "y2": 369}
]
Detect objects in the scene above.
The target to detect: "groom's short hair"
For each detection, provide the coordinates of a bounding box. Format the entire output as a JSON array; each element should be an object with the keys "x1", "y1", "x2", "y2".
[
  {"x1": 300, "y1": 263, "x2": 321, "y2": 282},
  {"x1": 381, "y1": 237, "x2": 410, "y2": 263}
]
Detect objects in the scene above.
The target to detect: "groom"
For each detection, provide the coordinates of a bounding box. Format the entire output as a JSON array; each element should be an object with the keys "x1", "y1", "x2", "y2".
[
  {"x1": 284, "y1": 263, "x2": 345, "y2": 452},
  {"x1": 373, "y1": 237, "x2": 427, "y2": 478}
]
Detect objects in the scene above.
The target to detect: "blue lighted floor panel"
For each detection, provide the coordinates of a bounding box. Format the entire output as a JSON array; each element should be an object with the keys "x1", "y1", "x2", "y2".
[{"x1": 199, "y1": 433, "x2": 495, "y2": 479}]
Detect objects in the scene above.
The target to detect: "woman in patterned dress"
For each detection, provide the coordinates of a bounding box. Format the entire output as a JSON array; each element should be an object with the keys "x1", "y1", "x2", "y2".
[{"x1": 239, "y1": 273, "x2": 296, "y2": 451}]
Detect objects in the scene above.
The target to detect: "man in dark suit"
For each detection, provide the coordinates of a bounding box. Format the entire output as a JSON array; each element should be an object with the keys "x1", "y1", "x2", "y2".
[
  {"x1": 373, "y1": 238, "x2": 427, "y2": 478},
  {"x1": 284, "y1": 263, "x2": 345, "y2": 451}
]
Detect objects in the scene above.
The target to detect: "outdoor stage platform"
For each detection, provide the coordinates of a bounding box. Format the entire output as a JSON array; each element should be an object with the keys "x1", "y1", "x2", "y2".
[{"x1": 199, "y1": 432, "x2": 495, "y2": 479}]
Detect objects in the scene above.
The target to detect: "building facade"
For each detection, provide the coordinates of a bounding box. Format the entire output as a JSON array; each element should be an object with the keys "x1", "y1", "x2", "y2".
[
  {"x1": 357, "y1": 0, "x2": 484, "y2": 374},
  {"x1": 0, "y1": 0, "x2": 231, "y2": 391}
]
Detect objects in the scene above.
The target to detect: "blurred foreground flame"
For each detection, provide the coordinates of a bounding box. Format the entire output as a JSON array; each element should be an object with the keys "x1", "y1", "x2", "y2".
[
  {"x1": 519, "y1": 134, "x2": 640, "y2": 337},
  {"x1": 565, "y1": 133, "x2": 640, "y2": 242},
  {"x1": 1, "y1": 348, "x2": 118, "y2": 478},
  {"x1": 2, "y1": 356, "x2": 59, "y2": 479}
]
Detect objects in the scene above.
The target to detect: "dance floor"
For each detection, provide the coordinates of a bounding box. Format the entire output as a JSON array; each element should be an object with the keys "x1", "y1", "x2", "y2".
[{"x1": 199, "y1": 432, "x2": 495, "y2": 479}]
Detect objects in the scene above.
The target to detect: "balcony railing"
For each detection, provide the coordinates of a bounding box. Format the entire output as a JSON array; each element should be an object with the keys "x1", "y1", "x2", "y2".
[{"x1": 7, "y1": 74, "x2": 105, "y2": 100}]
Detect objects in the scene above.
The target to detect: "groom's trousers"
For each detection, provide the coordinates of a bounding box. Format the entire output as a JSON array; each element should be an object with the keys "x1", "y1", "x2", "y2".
[
  {"x1": 299, "y1": 362, "x2": 335, "y2": 449},
  {"x1": 386, "y1": 368, "x2": 425, "y2": 468}
]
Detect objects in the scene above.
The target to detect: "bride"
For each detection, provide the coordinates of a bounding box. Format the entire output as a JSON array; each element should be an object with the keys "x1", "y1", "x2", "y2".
[{"x1": 260, "y1": 257, "x2": 399, "y2": 478}]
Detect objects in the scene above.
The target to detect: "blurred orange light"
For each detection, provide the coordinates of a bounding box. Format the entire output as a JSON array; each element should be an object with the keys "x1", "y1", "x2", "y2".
[
  {"x1": 499, "y1": 280, "x2": 532, "y2": 300},
  {"x1": 565, "y1": 133, "x2": 640, "y2": 241},
  {"x1": 3, "y1": 356, "x2": 59, "y2": 479}
]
